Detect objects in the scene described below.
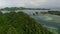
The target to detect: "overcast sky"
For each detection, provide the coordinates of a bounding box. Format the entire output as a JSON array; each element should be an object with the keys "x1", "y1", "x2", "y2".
[{"x1": 0, "y1": 0, "x2": 60, "y2": 8}]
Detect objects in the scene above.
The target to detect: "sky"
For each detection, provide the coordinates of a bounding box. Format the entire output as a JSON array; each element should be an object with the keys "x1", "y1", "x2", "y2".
[{"x1": 0, "y1": 0, "x2": 60, "y2": 8}]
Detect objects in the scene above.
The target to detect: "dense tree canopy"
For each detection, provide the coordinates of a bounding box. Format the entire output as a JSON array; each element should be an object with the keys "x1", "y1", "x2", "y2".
[
  {"x1": 48, "y1": 11, "x2": 60, "y2": 16},
  {"x1": 0, "y1": 11, "x2": 53, "y2": 34}
]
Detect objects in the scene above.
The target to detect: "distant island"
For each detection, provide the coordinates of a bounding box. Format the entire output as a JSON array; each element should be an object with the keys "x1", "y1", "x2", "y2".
[
  {"x1": 48, "y1": 11, "x2": 60, "y2": 16},
  {"x1": 41, "y1": 10, "x2": 60, "y2": 16},
  {"x1": 0, "y1": 7, "x2": 50, "y2": 11}
]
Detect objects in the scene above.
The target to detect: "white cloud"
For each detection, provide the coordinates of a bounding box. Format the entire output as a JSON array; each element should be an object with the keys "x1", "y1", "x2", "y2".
[
  {"x1": 0, "y1": 0, "x2": 48, "y2": 7},
  {"x1": 0, "y1": 0, "x2": 60, "y2": 8},
  {"x1": 0, "y1": 0, "x2": 26, "y2": 7},
  {"x1": 26, "y1": 0, "x2": 48, "y2": 6}
]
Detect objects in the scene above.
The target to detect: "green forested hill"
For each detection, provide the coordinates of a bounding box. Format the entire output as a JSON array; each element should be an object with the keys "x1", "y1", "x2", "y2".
[{"x1": 0, "y1": 11, "x2": 53, "y2": 34}]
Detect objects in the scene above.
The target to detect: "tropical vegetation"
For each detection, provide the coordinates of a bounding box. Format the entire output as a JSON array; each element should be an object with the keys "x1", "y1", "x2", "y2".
[{"x1": 0, "y1": 11, "x2": 53, "y2": 34}]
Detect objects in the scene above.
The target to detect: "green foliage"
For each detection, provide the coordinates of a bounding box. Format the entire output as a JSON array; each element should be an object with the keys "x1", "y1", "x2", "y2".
[
  {"x1": 33, "y1": 13, "x2": 35, "y2": 16},
  {"x1": 0, "y1": 7, "x2": 50, "y2": 11},
  {"x1": 35, "y1": 12, "x2": 38, "y2": 15},
  {"x1": 48, "y1": 11, "x2": 60, "y2": 15},
  {"x1": 0, "y1": 11, "x2": 53, "y2": 34},
  {"x1": 40, "y1": 12, "x2": 48, "y2": 14}
]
